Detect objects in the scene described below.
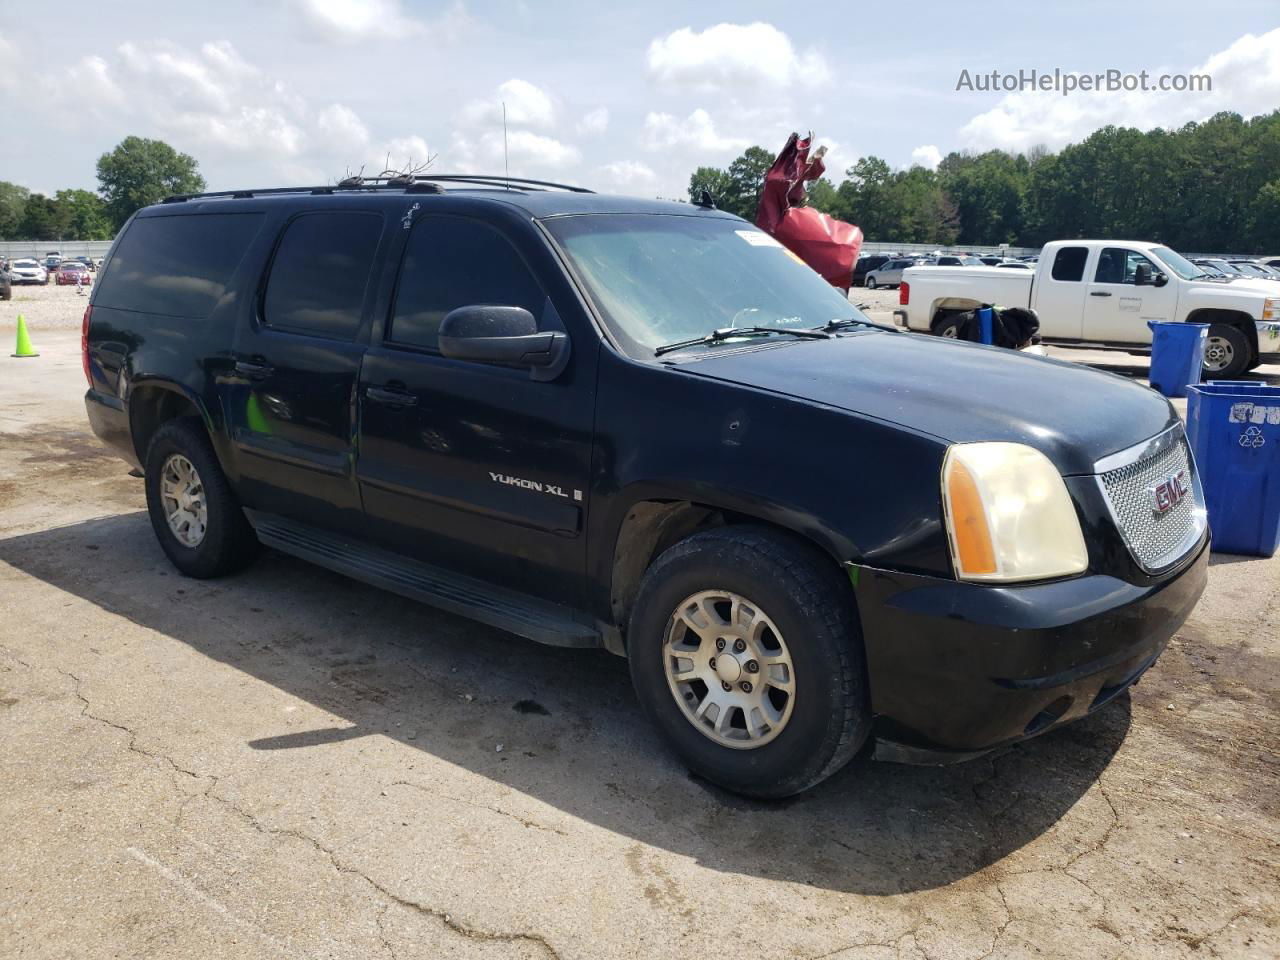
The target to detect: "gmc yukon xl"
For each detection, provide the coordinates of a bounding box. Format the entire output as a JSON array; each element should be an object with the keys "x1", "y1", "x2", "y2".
[{"x1": 84, "y1": 178, "x2": 1208, "y2": 797}]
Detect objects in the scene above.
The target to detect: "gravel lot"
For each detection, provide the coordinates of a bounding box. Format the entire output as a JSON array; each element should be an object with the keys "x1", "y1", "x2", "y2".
[{"x1": 1, "y1": 287, "x2": 1277, "y2": 960}]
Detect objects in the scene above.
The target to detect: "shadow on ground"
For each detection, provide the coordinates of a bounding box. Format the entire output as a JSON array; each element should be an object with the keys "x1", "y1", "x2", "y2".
[{"x1": 1, "y1": 511, "x2": 1133, "y2": 895}]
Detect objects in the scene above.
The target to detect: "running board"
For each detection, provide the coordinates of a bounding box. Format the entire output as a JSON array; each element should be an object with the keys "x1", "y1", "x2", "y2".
[{"x1": 246, "y1": 511, "x2": 601, "y2": 649}]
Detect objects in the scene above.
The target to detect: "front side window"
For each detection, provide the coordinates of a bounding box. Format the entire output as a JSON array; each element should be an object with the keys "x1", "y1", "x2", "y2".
[
  {"x1": 544, "y1": 213, "x2": 868, "y2": 357},
  {"x1": 262, "y1": 212, "x2": 382, "y2": 340},
  {"x1": 389, "y1": 217, "x2": 546, "y2": 352},
  {"x1": 1094, "y1": 247, "x2": 1158, "y2": 285}
]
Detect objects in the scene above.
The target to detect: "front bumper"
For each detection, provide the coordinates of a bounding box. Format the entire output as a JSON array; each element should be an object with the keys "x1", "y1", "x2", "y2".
[
  {"x1": 854, "y1": 537, "x2": 1208, "y2": 761},
  {"x1": 1257, "y1": 320, "x2": 1280, "y2": 360}
]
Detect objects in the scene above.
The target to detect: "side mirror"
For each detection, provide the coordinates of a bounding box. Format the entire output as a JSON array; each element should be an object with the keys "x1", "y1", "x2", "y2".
[
  {"x1": 1153, "y1": 272, "x2": 1168, "y2": 287},
  {"x1": 1133, "y1": 263, "x2": 1151, "y2": 286},
  {"x1": 438, "y1": 305, "x2": 570, "y2": 378}
]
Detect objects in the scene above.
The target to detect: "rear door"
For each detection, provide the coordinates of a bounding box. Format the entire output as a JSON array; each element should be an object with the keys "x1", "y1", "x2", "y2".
[
  {"x1": 355, "y1": 212, "x2": 596, "y2": 606},
  {"x1": 226, "y1": 208, "x2": 388, "y2": 533},
  {"x1": 1082, "y1": 246, "x2": 1178, "y2": 344},
  {"x1": 1032, "y1": 245, "x2": 1090, "y2": 340}
]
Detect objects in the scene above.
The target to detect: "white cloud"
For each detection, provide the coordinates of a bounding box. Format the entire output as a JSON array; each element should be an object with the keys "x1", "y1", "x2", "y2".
[
  {"x1": 462, "y1": 78, "x2": 556, "y2": 129},
  {"x1": 448, "y1": 129, "x2": 580, "y2": 173},
  {"x1": 0, "y1": 33, "x2": 26, "y2": 93},
  {"x1": 959, "y1": 27, "x2": 1280, "y2": 152},
  {"x1": 317, "y1": 104, "x2": 371, "y2": 148},
  {"x1": 289, "y1": 0, "x2": 427, "y2": 42},
  {"x1": 597, "y1": 160, "x2": 657, "y2": 191},
  {"x1": 577, "y1": 106, "x2": 610, "y2": 135},
  {"x1": 911, "y1": 144, "x2": 942, "y2": 170},
  {"x1": 642, "y1": 109, "x2": 748, "y2": 153},
  {"x1": 647, "y1": 22, "x2": 828, "y2": 90}
]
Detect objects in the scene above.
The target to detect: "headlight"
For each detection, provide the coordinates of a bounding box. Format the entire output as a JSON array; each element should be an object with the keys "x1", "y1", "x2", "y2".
[{"x1": 941, "y1": 442, "x2": 1088, "y2": 582}]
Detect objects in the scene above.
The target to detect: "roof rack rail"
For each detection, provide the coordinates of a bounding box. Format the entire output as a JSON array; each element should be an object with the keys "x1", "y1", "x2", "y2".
[{"x1": 162, "y1": 174, "x2": 593, "y2": 204}]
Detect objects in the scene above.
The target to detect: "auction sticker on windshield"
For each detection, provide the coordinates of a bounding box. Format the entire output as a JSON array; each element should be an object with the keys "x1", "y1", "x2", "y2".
[{"x1": 737, "y1": 230, "x2": 783, "y2": 247}]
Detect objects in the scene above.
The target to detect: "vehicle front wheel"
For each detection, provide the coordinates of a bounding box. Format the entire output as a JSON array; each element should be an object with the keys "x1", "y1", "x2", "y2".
[
  {"x1": 865, "y1": 276, "x2": 877, "y2": 289},
  {"x1": 144, "y1": 419, "x2": 261, "y2": 578},
  {"x1": 1203, "y1": 324, "x2": 1251, "y2": 379},
  {"x1": 627, "y1": 527, "x2": 870, "y2": 799}
]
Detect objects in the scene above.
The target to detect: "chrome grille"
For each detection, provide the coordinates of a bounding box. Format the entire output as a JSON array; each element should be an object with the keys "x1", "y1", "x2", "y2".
[{"x1": 1097, "y1": 429, "x2": 1205, "y2": 572}]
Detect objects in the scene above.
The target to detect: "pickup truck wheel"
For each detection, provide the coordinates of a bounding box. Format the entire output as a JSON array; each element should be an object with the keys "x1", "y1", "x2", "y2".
[
  {"x1": 1202, "y1": 324, "x2": 1250, "y2": 379},
  {"x1": 144, "y1": 419, "x2": 260, "y2": 578},
  {"x1": 865, "y1": 276, "x2": 877, "y2": 289},
  {"x1": 628, "y1": 527, "x2": 870, "y2": 799},
  {"x1": 934, "y1": 315, "x2": 963, "y2": 338}
]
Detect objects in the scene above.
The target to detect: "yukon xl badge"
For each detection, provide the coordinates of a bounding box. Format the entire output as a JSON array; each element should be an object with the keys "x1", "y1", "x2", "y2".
[
  {"x1": 1147, "y1": 469, "x2": 1189, "y2": 515},
  {"x1": 490, "y1": 472, "x2": 583, "y2": 502}
]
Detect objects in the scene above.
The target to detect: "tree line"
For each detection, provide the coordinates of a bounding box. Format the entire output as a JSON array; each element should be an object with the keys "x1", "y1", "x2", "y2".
[
  {"x1": 690, "y1": 110, "x2": 1280, "y2": 253},
  {"x1": 0, "y1": 136, "x2": 205, "y2": 242}
]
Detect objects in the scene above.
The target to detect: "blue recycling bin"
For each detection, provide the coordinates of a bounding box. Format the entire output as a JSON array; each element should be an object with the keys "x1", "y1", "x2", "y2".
[
  {"x1": 1147, "y1": 321, "x2": 1207, "y2": 398},
  {"x1": 975, "y1": 306, "x2": 994, "y2": 344},
  {"x1": 1186, "y1": 381, "x2": 1280, "y2": 557}
]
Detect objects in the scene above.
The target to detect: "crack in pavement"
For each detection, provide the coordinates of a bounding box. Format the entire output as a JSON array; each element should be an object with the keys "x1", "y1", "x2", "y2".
[
  {"x1": 30, "y1": 657, "x2": 562, "y2": 960},
  {"x1": 385, "y1": 779, "x2": 569, "y2": 837}
]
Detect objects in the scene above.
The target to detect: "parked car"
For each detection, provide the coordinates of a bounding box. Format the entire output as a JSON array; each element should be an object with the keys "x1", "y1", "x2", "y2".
[
  {"x1": 996, "y1": 261, "x2": 1033, "y2": 269},
  {"x1": 43, "y1": 255, "x2": 62, "y2": 272},
  {"x1": 55, "y1": 260, "x2": 92, "y2": 285},
  {"x1": 851, "y1": 254, "x2": 890, "y2": 287},
  {"x1": 85, "y1": 180, "x2": 1209, "y2": 798},
  {"x1": 1196, "y1": 257, "x2": 1246, "y2": 277},
  {"x1": 9, "y1": 258, "x2": 49, "y2": 285},
  {"x1": 1190, "y1": 260, "x2": 1231, "y2": 278},
  {"x1": 935, "y1": 255, "x2": 984, "y2": 266},
  {"x1": 1227, "y1": 259, "x2": 1280, "y2": 281},
  {"x1": 1254, "y1": 256, "x2": 1280, "y2": 270},
  {"x1": 898, "y1": 240, "x2": 1280, "y2": 378},
  {"x1": 864, "y1": 257, "x2": 920, "y2": 288},
  {"x1": 73, "y1": 255, "x2": 96, "y2": 271}
]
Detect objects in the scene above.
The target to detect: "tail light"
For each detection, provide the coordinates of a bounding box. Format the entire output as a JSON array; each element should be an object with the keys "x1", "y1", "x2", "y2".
[
  {"x1": 899, "y1": 281, "x2": 910, "y2": 305},
  {"x1": 81, "y1": 304, "x2": 92, "y2": 386}
]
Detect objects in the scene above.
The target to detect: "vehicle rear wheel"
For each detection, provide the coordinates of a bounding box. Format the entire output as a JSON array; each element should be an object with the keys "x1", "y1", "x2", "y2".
[
  {"x1": 1202, "y1": 324, "x2": 1251, "y2": 379},
  {"x1": 865, "y1": 276, "x2": 877, "y2": 289},
  {"x1": 144, "y1": 419, "x2": 261, "y2": 578},
  {"x1": 627, "y1": 526, "x2": 870, "y2": 798},
  {"x1": 934, "y1": 313, "x2": 964, "y2": 338}
]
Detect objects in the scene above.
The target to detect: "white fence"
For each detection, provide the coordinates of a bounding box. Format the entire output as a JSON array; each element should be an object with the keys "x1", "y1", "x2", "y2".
[{"x1": 0, "y1": 240, "x2": 114, "y2": 260}]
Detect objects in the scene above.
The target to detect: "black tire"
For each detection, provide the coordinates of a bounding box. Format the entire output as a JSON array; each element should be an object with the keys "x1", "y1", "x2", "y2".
[
  {"x1": 1203, "y1": 324, "x2": 1252, "y2": 379},
  {"x1": 0, "y1": 287, "x2": 10, "y2": 301},
  {"x1": 865, "y1": 276, "x2": 877, "y2": 289},
  {"x1": 933, "y1": 313, "x2": 964, "y2": 339},
  {"x1": 144, "y1": 418, "x2": 260, "y2": 578},
  {"x1": 627, "y1": 526, "x2": 871, "y2": 799}
]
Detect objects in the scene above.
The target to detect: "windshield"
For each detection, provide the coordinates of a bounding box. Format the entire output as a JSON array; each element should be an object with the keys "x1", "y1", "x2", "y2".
[
  {"x1": 544, "y1": 214, "x2": 867, "y2": 357},
  {"x1": 1150, "y1": 246, "x2": 1206, "y2": 280}
]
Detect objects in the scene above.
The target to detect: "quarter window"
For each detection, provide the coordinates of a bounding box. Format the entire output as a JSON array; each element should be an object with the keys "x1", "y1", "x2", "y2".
[
  {"x1": 1050, "y1": 246, "x2": 1088, "y2": 282},
  {"x1": 263, "y1": 212, "x2": 382, "y2": 340},
  {"x1": 389, "y1": 217, "x2": 545, "y2": 352}
]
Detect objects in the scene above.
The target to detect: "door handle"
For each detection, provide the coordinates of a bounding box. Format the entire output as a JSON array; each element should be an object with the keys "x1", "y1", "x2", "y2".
[
  {"x1": 366, "y1": 385, "x2": 418, "y2": 407},
  {"x1": 1090, "y1": 291, "x2": 1112, "y2": 297},
  {"x1": 235, "y1": 359, "x2": 274, "y2": 378}
]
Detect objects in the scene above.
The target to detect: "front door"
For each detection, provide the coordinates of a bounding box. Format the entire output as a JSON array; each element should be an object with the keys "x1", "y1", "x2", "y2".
[
  {"x1": 1083, "y1": 246, "x2": 1179, "y2": 344},
  {"x1": 226, "y1": 209, "x2": 387, "y2": 533},
  {"x1": 356, "y1": 213, "x2": 595, "y2": 606}
]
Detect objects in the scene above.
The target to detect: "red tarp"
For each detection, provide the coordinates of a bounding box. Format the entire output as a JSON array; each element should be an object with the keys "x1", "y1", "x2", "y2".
[{"x1": 755, "y1": 132, "x2": 862, "y2": 292}]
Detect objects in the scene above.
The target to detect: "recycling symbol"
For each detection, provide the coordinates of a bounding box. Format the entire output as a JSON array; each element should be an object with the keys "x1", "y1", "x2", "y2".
[{"x1": 1240, "y1": 426, "x2": 1266, "y2": 448}]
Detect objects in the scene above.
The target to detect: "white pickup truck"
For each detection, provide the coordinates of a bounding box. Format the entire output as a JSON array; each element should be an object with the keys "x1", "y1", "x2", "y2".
[{"x1": 895, "y1": 239, "x2": 1280, "y2": 379}]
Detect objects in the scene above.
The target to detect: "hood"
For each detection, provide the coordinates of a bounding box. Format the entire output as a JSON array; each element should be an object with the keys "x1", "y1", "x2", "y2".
[
  {"x1": 678, "y1": 330, "x2": 1178, "y2": 475},
  {"x1": 1185, "y1": 276, "x2": 1278, "y2": 301}
]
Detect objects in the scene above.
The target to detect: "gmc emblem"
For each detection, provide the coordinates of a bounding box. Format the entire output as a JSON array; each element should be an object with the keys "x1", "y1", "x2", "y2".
[{"x1": 1147, "y1": 469, "x2": 1189, "y2": 515}]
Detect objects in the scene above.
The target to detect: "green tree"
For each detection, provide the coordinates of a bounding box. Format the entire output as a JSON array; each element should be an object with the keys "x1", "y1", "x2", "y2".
[
  {"x1": 18, "y1": 194, "x2": 67, "y2": 241},
  {"x1": 55, "y1": 189, "x2": 113, "y2": 240},
  {"x1": 688, "y1": 166, "x2": 736, "y2": 209},
  {"x1": 0, "y1": 181, "x2": 30, "y2": 239},
  {"x1": 96, "y1": 136, "x2": 205, "y2": 230},
  {"x1": 686, "y1": 146, "x2": 776, "y2": 220}
]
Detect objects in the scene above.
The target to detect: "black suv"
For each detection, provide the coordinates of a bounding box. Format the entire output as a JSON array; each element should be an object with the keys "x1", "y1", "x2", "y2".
[{"x1": 84, "y1": 176, "x2": 1209, "y2": 798}]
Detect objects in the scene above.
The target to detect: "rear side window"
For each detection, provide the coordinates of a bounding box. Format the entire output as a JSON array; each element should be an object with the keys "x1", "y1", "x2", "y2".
[
  {"x1": 262, "y1": 212, "x2": 383, "y2": 340},
  {"x1": 389, "y1": 217, "x2": 544, "y2": 352},
  {"x1": 1051, "y1": 246, "x2": 1088, "y2": 281},
  {"x1": 95, "y1": 213, "x2": 264, "y2": 319}
]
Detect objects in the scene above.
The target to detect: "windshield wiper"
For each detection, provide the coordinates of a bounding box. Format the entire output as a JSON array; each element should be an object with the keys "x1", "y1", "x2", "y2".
[
  {"x1": 654, "y1": 325, "x2": 831, "y2": 357},
  {"x1": 818, "y1": 316, "x2": 901, "y2": 334}
]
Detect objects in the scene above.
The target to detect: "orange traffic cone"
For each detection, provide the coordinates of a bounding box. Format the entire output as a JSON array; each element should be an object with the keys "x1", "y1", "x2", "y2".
[{"x1": 11, "y1": 314, "x2": 38, "y2": 358}]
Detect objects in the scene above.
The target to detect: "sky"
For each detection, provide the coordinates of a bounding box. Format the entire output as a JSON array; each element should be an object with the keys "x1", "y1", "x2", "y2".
[{"x1": 2, "y1": 0, "x2": 1279, "y2": 199}]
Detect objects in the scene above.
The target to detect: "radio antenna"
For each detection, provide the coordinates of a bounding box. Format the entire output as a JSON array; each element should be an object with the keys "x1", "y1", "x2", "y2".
[{"x1": 502, "y1": 100, "x2": 510, "y2": 190}]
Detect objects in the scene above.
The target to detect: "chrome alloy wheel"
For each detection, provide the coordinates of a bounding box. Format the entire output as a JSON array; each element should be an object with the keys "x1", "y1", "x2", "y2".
[
  {"x1": 1203, "y1": 335, "x2": 1234, "y2": 373},
  {"x1": 160, "y1": 454, "x2": 207, "y2": 547},
  {"x1": 662, "y1": 590, "x2": 796, "y2": 749}
]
